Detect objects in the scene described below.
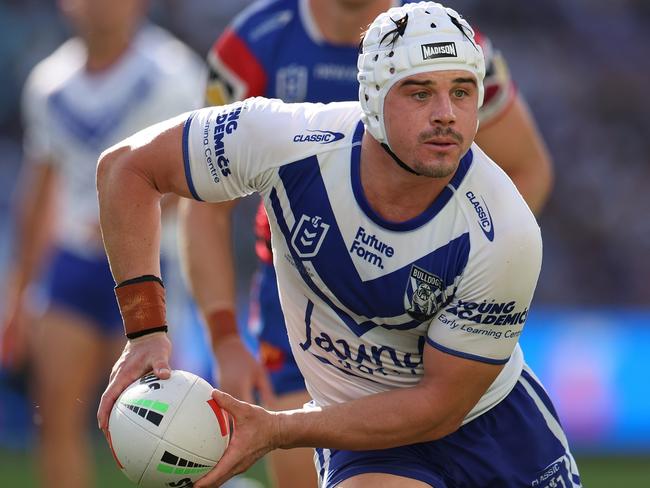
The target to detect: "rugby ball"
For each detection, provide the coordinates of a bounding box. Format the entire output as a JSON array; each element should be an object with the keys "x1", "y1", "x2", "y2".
[{"x1": 108, "y1": 370, "x2": 230, "y2": 487}]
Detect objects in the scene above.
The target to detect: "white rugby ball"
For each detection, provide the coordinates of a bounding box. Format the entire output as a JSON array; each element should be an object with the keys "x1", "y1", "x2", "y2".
[{"x1": 108, "y1": 370, "x2": 230, "y2": 487}]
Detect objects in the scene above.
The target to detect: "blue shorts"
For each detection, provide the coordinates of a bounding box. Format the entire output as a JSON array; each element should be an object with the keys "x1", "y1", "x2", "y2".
[
  {"x1": 251, "y1": 263, "x2": 305, "y2": 395},
  {"x1": 315, "y1": 367, "x2": 581, "y2": 488},
  {"x1": 42, "y1": 248, "x2": 122, "y2": 334}
]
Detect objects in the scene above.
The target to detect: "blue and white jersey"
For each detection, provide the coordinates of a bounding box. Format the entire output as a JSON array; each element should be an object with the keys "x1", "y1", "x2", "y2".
[
  {"x1": 182, "y1": 98, "x2": 542, "y2": 422},
  {"x1": 22, "y1": 24, "x2": 205, "y2": 257}
]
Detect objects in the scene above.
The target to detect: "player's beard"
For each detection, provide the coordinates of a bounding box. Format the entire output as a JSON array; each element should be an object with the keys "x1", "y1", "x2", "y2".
[{"x1": 410, "y1": 127, "x2": 465, "y2": 178}]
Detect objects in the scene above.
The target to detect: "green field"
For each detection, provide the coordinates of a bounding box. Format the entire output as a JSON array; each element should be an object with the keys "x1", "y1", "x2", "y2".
[{"x1": 0, "y1": 444, "x2": 647, "y2": 487}]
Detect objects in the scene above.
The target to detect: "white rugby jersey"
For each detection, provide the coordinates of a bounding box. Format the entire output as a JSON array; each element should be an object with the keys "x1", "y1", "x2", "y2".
[
  {"x1": 183, "y1": 97, "x2": 542, "y2": 422},
  {"x1": 22, "y1": 24, "x2": 205, "y2": 257}
]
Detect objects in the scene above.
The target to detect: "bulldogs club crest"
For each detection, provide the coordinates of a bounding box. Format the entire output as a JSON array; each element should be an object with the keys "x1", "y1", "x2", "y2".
[
  {"x1": 291, "y1": 214, "x2": 330, "y2": 258},
  {"x1": 404, "y1": 265, "x2": 446, "y2": 322}
]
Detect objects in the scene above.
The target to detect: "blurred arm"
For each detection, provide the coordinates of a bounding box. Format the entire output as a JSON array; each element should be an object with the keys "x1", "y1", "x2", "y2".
[
  {"x1": 1, "y1": 161, "x2": 58, "y2": 368},
  {"x1": 178, "y1": 198, "x2": 274, "y2": 404},
  {"x1": 475, "y1": 94, "x2": 553, "y2": 215}
]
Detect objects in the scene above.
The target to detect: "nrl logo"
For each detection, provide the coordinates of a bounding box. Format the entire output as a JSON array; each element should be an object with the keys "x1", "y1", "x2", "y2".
[
  {"x1": 291, "y1": 214, "x2": 330, "y2": 259},
  {"x1": 404, "y1": 265, "x2": 446, "y2": 322}
]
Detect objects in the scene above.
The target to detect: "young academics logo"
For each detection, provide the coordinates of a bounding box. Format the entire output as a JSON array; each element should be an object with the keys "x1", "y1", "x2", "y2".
[
  {"x1": 293, "y1": 129, "x2": 345, "y2": 144},
  {"x1": 421, "y1": 42, "x2": 457, "y2": 60},
  {"x1": 291, "y1": 214, "x2": 330, "y2": 258},
  {"x1": 404, "y1": 265, "x2": 447, "y2": 322}
]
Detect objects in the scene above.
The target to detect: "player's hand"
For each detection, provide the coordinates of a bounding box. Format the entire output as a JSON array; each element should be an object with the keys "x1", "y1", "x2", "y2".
[
  {"x1": 194, "y1": 389, "x2": 281, "y2": 488},
  {"x1": 97, "y1": 331, "x2": 172, "y2": 431},
  {"x1": 212, "y1": 335, "x2": 275, "y2": 407}
]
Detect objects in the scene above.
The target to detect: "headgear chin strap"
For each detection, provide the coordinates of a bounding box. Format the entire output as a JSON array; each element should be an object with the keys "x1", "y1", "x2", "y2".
[
  {"x1": 358, "y1": 2, "x2": 486, "y2": 152},
  {"x1": 380, "y1": 143, "x2": 422, "y2": 176}
]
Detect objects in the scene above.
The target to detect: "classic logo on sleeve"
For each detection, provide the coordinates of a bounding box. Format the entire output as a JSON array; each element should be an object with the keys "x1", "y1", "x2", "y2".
[
  {"x1": 291, "y1": 214, "x2": 330, "y2": 258},
  {"x1": 404, "y1": 265, "x2": 448, "y2": 322},
  {"x1": 293, "y1": 129, "x2": 345, "y2": 144},
  {"x1": 465, "y1": 191, "x2": 494, "y2": 241}
]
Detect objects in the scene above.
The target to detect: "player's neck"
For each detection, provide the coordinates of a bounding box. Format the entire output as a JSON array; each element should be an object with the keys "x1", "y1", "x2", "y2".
[
  {"x1": 359, "y1": 134, "x2": 451, "y2": 223},
  {"x1": 309, "y1": 0, "x2": 395, "y2": 45},
  {"x1": 84, "y1": 33, "x2": 133, "y2": 74}
]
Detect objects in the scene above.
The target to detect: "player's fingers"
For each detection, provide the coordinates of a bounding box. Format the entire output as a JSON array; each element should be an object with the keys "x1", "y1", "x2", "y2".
[
  {"x1": 212, "y1": 388, "x2": 238, "y2": 412},
  {"x1": 193, "y1": 448, "x2": 243, "y2": 488},
  {"x1": 151, "y1": 357, "x2": 171, "y2": 379},
  {"x1": 97, "y1": 363, "x2": 147, "y2": 429}
]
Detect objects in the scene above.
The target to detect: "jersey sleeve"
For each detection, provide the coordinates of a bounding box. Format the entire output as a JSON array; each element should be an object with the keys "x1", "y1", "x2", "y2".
[
  {"x1": 182, "y1": 97, "x2": 328, "y2": 202},
  {"x1": 427, "y1": 220, "x2": 542, "y2": 364},
  {"x1": 475, "y1": 30, "x2": 516, "y2": 126},
  {"x1": 21, "y1": 68, "x2": 55, "y2": 165},
  {"x1": 205, "y1": 27, "x2": 267, "y2": 106}
]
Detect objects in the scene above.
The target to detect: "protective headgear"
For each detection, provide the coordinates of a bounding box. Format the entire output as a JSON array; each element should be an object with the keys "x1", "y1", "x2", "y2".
[{"x1": 358, "y1": 2, "x2": 485, "y2": 147}]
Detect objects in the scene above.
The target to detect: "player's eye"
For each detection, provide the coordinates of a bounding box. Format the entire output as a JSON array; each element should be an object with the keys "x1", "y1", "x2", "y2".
[{"x1": 453, "y1": 88, "x2": 469, "y2": 98}]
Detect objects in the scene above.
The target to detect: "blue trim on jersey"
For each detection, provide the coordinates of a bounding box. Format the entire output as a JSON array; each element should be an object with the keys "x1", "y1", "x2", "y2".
[
  {"x1": 351, "y1": 145, "x2": 474, "y2": 232},
  {"x1": 274, "y1": 155, "x2": 470, "y2": 332},
  {"x1": 426, "y1": 336, "x2": 510, "y2": 365},
  {"x1": 183, "y1": 112, "x2": 203, "y2": 201},
  {"x1": 48, "y1": 74, "x2": 153, "y2": 151}
]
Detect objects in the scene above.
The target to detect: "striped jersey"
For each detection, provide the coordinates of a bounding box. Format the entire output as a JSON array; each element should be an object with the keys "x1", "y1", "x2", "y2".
[
  {"x1": 22, "y1": 24, "x2": 205, "y2": 257},
  {"x1": 182, "y1": 97, "x2": 542, "y2": 422}
]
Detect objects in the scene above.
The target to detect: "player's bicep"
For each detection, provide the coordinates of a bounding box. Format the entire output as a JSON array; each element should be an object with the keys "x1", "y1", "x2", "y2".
[{"x1": 112, "y1": 113, "x2": 194, "y2": 199}]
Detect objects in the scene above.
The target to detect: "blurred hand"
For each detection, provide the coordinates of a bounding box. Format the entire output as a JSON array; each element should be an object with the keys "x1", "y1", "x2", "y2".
[
  {"x1": 0, "y1": 288, "x2": 31, "y2": 371},
  {"x1": 97, "y1": 332, "x2": 172, "y2": 431},
  {"x1": 194, "y1": 389, "x2": 281, "y2": 488},
  {"x1": 213, "y1": 335, "x2": 275, "y2": 407}
]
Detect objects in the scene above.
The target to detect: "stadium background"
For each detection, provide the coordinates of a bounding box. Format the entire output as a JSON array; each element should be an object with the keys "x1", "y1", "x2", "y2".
[{"x1": 0, "y1": 0, "x2": 648, "y2": 486}]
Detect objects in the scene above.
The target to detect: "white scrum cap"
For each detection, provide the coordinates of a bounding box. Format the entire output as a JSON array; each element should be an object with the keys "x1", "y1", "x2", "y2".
[{"x1": 358, "y1": 2, "x2": 485, "y2": 145}]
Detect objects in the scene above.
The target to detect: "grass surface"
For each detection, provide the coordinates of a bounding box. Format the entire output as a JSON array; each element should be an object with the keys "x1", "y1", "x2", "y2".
[{"x1": 0, "y1": 444, "x2": 648, "y2": 487}]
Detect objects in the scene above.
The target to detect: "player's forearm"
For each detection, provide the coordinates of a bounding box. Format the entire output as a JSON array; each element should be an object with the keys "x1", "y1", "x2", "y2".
[
  {"x1": 178, "y1": 200, "x2": 238, "y2": 320},
  {"x1": 178, "y1": 200, "x2": 241, "y2": 348},
  {"x1": 96, "y1": 146, "x2": 163, "y2": 283},
  {"x1": 10, "y1": 164, "x2": 57, "y2": 293},
  {"x1": 276, "y1": 384, "x2": 464, "y2": 451}
]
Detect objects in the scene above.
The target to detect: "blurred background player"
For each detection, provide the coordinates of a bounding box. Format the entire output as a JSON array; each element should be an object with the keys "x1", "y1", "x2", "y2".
[
  {"x1": 0, "y1": 0, "x2": 205, "y2": 486},
  {"x1": 179, "y1": 0, "x2": 553, "y2": 486}
]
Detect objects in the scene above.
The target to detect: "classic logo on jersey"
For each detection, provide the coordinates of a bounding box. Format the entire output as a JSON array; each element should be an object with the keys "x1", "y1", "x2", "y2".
[
  {"x1": 291, "y1": 214, "x2": 330, "y2": 258},
  {"x1": 203, "y1": 106, "x2": 242, "y2": 182},
  {"x1": 530, "y1": 456, "x2": 572, "y2": 487},
  {"x1": 293, "y1": 129, "x2": 345, "y2": 144},
  {"x1": 421, "y1": 42, "x2": 457, "y2": 60},
  {"x1": 276, "y1": 65, "x2": 308, "y2": 102},
  {"x1": 404, "y1": 265, "x2": 447, "y2": 321},
  {"x1": 444, "y1": 299, "x2": 528, "y2": 325},
  {"x1": 465, "y1": 191, "x2": 494, "y2": 241},
  {"x1": 349, "y1": 226, "x2": 394, "y2": 269}
]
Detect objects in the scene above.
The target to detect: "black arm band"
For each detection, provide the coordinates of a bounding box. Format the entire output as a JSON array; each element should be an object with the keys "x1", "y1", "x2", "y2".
[
  {"x1": 116, "y1": 274, "x2": 165, "y2": 289},
  {"x1": 126, "y1": 325, "x2": 168, "y2": 340}
]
